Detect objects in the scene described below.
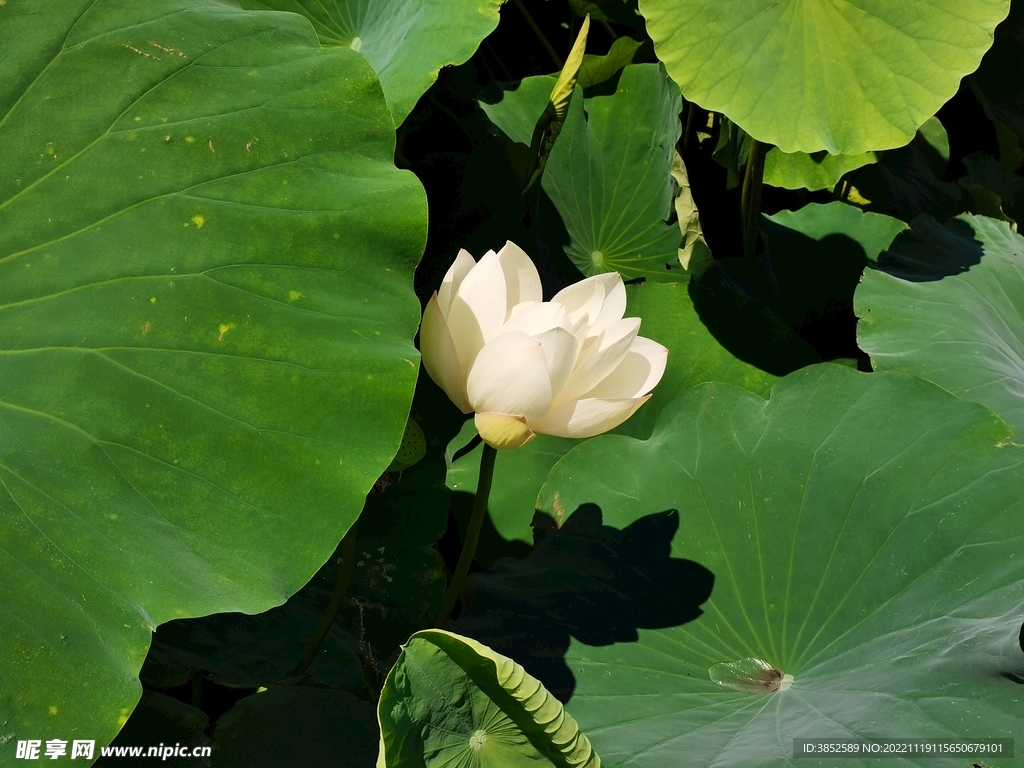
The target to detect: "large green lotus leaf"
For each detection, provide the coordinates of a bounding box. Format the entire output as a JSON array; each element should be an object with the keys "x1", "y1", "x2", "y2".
[
  {"x1": 482, "y1": 65, "x2": 689, "y2": 282},
  {"x1": 534, "y1": 365, "x2": 1024, "y2": 767},
  {"x1": 638, "y1": 0, "x2": 1010, "y2": 153},
  {"x1": 447, "y1": 281, "x2": 818, "y2": 545},
  {"x1": 0, "y1": 0, "x2": 425, "y2": 755},
  {"x1": 857, "y1": 214, "x2": 1024, "y2": 434},
  {"x1": 378, "y1": 629, "x2": 601, "y2": 767},
  {"x1": 241, "y1": 0, "x2": 502, "y2": 125}
]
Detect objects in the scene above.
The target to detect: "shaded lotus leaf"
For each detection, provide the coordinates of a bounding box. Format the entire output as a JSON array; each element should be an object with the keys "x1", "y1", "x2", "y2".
[
  {"x1": 857, "y1": 213, "x2": 1024, "y2": 434},
  {"x1": 212, "y1": 688, "x2": 377, "y2": 768},
  {"x1": 454, "y1": 505, "x2": 714, "y2": 702},
  {"x1": 533, "y1": 364, "x2": 1024, "y2": 767},
  {"x1": 959, "y1": 151, "x2": 1024, "y2": 226},
  {"x1": 844, "y1": 122, "x2": 965, "y2": 222},
  {"x1": 918, "y1": 115, "x2": 952, "y2": 162},
  {"x1": 149, "y1": 594, "x2": 364, "y2": 690},
  {"x1": 638, "y1": 0, "x2": 1010, "y2": 153},
  {"x1": 974, "y1": 0, "x2": 1024, "y2": 139},
  {"x1": 712, "y1": 116, "x2": 752, "y2": 190},
  {"x1": 704, "y1": 202, "x2": 907, "y2": 358},
  {"x1": 99, "y1": 692, "x2": 210, "y2": 767}
]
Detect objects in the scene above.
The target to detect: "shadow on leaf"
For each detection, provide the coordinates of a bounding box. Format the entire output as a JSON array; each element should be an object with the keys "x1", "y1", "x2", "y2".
[
  {"x1": 452, "y1": 503, "x2": 714, "y2": 702},
  {"x1": 872, "y1": 215, "x2": 984, "y2": 281}
]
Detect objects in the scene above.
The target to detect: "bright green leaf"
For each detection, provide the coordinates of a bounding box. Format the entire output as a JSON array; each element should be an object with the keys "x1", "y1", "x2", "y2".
[
  {"x1": 0, "y1": 0, "x2": 425, "y2": 751},
  {"x1": 576, "y1": 36, "x2": 641, "y2": 90},
  {"x1": 377, "y1": 629, "x2": 601, "y2": 768},
  {"x1": 639, "y1": 0, "x2": 1010, "y2": 153},
  {"x1": 534, "y1": 364, "x2": 1024, "y2": 766},
  {"x1": 240, "y1": 0, "x2": 502, "y2": 124},
  {"x1": 763, "y1": 149, "x2": 877, "y2": 192},
  {"x1": 857, "y1": 213, "x2": 1024, "y2": 434}
]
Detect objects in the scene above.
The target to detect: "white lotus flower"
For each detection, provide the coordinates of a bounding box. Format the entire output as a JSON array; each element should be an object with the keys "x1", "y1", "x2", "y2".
[{"x1": 421, "y1": 241, "x2": 667, "y2": 449}]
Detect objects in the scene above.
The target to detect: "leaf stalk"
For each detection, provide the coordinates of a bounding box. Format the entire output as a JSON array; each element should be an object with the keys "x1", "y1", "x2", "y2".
[
  {"x1": 741, "y1": 138, "x2": 767, "y2": 257},
  {"x1": 433, "y1": 443, "x2": 498, "y2": 629},
  {"x1": 291, "y1": 521, "x2": 359, "y2": 677}
]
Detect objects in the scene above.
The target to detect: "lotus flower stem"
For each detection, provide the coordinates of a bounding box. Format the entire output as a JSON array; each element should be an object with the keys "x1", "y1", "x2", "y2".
[
  {"x1": 291, "y1": 520, "x2": 359, "y2": 677},
  {"x1": 741, "y1": 138, "x2": 767, "y2": 258},
  {"x1": 434, "y1": 443, "x2": 498, "y2": 629}
]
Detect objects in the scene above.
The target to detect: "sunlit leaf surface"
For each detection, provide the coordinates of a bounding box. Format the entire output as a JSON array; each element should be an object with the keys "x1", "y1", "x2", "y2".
[
  {"x1": 536, "y1": 365, "x2": 1024, "y2": 767},
  {"x1": 0, "y1": 0, "x2": 425, "y2": 751}
]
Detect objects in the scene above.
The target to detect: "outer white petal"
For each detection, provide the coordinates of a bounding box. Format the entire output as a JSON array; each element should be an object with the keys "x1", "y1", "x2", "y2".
[
  {"x1": 447, "y1": 251, "x2": 508, "y2": 375},
  {"x1": 437, "y1": 249, "x2": 476, "y2": 316},
  {"x1": 420, "y1": 294, "x2": 472, "y2": 413},
  {"x1": 583, "y1": 336, "x2": 668, "y2": 399},
  {"x1": 501, "y1": 301, "x2": 574, "y2": 337},
  {"x1": 496, "y1": 241, "x2": 543, "y2": 309},
  {"x1": 528, "y1": 395, "x2": 651, "y2": 438},
  {"x1": 555, "y1": 317, "x2": 640, "y2": 405},
  {"x1": 467, "y1": 331, "x2": 553, "y2": 421}
]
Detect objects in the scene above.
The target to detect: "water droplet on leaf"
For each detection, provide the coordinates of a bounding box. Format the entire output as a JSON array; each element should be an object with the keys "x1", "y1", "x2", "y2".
[{"x1": 709, "y1": 657, "x2": 792, "y2": 694}]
